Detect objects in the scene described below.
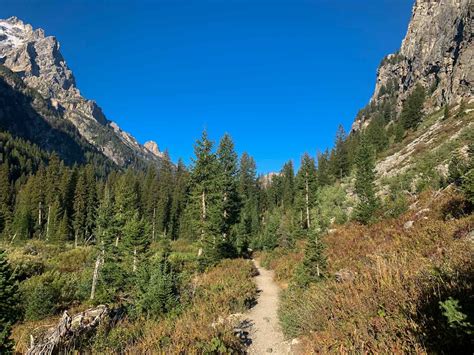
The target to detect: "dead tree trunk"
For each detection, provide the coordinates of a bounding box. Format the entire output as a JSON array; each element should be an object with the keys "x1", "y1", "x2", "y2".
[
  {"x1": 133, "y1": 248, "x2": 137, "y2": 272},
  {"x1": 90, "y1": 255, "x2": 101, "y2": 300},
  {"x1": 201, "y1": 190, "x2": 206, "y2": 238},
  {"x1": 152, "y1": 207, "x2": 156, "y2": 242},
  {"x1": 305, "y1": 172, "x2": 311, "y2": 229},
  {"x1": 27, "y1": 306, "x2": 109, "y2": 355},
  {"x1": 46, "y1": 205, "x2": 51, "y2": 241}
]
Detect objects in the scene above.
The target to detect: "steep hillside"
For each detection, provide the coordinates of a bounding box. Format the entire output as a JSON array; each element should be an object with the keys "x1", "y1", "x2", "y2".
[
  {"x1": 353, "y1": 0, "x2": 472, "y2": 131},
  {"x1": 0, "y1": 16, "x2": 164, "y2": 167}
]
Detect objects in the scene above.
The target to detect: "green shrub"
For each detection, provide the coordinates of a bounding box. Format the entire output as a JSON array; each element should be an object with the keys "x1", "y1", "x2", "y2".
[
  {"x1": 21, "y1": 271, "x2": 77, "y2": 320},
  {"x1": 133, "y1": 257, "x2": 179, "y2": 319}
]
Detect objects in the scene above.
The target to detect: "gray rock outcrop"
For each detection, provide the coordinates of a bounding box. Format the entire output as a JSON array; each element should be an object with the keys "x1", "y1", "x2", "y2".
[
  {"x1": 353, "y1": 0, "x2": 473, "y2": 130},
  {"x1": 0, "y1": 16, "x2": 164, "y2": 167}
]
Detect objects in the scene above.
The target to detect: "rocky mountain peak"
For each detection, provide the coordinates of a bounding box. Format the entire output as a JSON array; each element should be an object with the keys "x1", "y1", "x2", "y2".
[
  {"x1": 144, "y1": 140, "x2": 164, "y2": 158},
  {"x1": 0, "y1": 17, "x2": 166, "y2": 167},
  {"x1": 352, "y1": 0, "x2": 473, "y2": 131}
]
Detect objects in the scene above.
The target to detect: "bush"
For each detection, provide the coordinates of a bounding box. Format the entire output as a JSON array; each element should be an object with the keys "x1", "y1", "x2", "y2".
[
  {"x1": 21, "y1": 271, "x2": 77, "y2": 320},
  {"x1": 133, "y1": 257, "x2": 180, "y2": 319},
  {"x1": 276, "y1": 193, "x2": 474, "y2": 353}
]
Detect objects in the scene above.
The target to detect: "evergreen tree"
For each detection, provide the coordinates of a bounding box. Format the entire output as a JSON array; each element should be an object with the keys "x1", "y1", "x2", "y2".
[
  {"x1": 94, "y1": 184, "x2": 126, "y2": 302},
  {"x1": 134, "y1": 253, "x2": 178, "y2": 318},
  {"x1": 443, "y1": 104, "x2": 450, "y2": 120},
  {"x1": 114, "y1": 170, "x2": 140, "y2": 247},
  {"x1": 393, "y1": 121, "x2": 405, "y2": 143},
  {"x1": 73, "y1": 170, "x2": 88, "y2": 246},
  {"x1": 156, "y1": 152, "x2": 174, "y2": 238},
  {"x1": 366, "y1": 116, "x2": 389, "y2": 153},
  {"x1": 0, "y1": 249, "x2": 19, "y2": 353},
  {"x1": 188, "y1": 131, "x2": 223, "y2": 266},
  {"x1": 281, "y1": 161, "x2": 295, "y2": 208},
  {"x1": 141, "y1": 166, "x2": 160, "y2": 242},
  {"x1": 447, "y1": 150, "x2": 468, "y2": 187},
  {"x1": 56, "y1": 211, "x2": 70, "y2": 242},
  {"x1": 401, "y1": 84, "x2": 426, "y2": 130},
  {"x1": 354, "y1": 135, "x2": 379, "y2": 224},
  {"x1": 170, "y1": 159, "x2": 189, "y2": 240},
  {"x1": 316, "y1": 150, "x2": 333, "y2": 187},
  {"x1": 216, "y1": 134, "x2": 240, "y2": 241},
  {"x1": 294, "y1": 230, "x2": 326, "y2": 286},
  {"x1": 31, "y1": 165, "x2": 47, "y2": 238},
  {"x1": 332, "y1": 125, "x2": 350, "y2": 179},
  {"x1": 12, "y1": 177, "x2": 35, "y2": 240},
  {"x1": 0, "y1": 163, "x2": 11, "y2": 236},
  {"x1": 295, "y1": 153, "x2": 317, "y2": 229},
  {"x1": 236, "y1": 153, "x2": 260, "y2": 254},
  {"x1": 124, "y1": 212, "x2": 148, "y2": 272},
  {"x1": 84, "y1": 165, "x2": 98, "y2": 243}
]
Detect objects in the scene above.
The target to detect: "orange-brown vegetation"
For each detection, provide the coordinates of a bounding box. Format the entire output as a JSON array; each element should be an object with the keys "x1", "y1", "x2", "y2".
[{"x1": 263, "y1": 190, "x2": 473, "y2": 353}]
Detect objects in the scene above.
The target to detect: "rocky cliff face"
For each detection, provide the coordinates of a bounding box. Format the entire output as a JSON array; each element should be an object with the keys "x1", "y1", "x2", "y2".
[
  {"x1": 0, "y1": 16, "x2": 163, "y2": 166},
  {"x1": 353, "y1": 0, "x2": 473, "y2": 130}
]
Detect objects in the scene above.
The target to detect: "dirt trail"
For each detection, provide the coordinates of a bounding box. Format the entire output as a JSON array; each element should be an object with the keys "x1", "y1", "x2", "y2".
[{"x1": 247, "y1": 259, "x2": 287, "y2": 354}]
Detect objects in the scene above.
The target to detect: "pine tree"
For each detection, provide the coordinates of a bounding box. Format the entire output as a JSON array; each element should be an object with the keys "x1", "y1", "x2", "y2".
[
  {"x1": 401, "y1": 84, "x2": 426, "y2": 130},
  {"x1": 236, "y1": 153, "x2": 260, "y2": 254},
  {"x1": 216, "y1": 134, "x2": 240, "y2": 241},
  {"x1": 393, "y1": 121, "x2": 405, "y2": 143},
  {"x1": 134, "y1": 253, "x2": 178, "y2": 318},
  {"x1": 84, "y1": 165, "x2": 98, "y2": 243},
  {"x1": 447, "y1": 150, "x2": 468, "y2": 187},
  {"x1": 367, "y1": 116, "x2": 389, "y2": 153},
  {"x1": 0, "y1": 249, "x2": 19, "y2": 353},
  {"x1": 332, "y1": 125, "x2": 350, "y2": 179},
  {"x1": 0, "y1": 163, "x2": 11, "y2": 236},
  {"x1": 156, "y1": 152, "x2": 174, "y2": 238},
  {"x1": 281, "y1": 161, "x2": 295, "y2": 208},
  {"x1": 443, "y1": 104, "x2": 450, "y2": 120},
  {"x1": 12, "y1": 177, "x2": 35, "y2": 240},
  {"x1": 114, "y1": 170, "x2": 140, "y2": 247},
  {"x1": 56, "y1": 211, "x2": 70, "y2": 242},
  {"x1": 188, "y1": 131, "x2": 223, "y2": 265},
  {"x1": 73, "y1": 169, "x2": 88, "y2": 246},
  {"x1": 142, "y1": 165, "x2": 160, "y2": 242},
  {"x1": 295, "y1": 230, "x2": 326, "y2": 286},
  {"x1": 123, "y1": 212, "x2": 148, "y2": 272},
  {"x1": 354, "y1": 135, "x2": 379, "y2": 224},
  {"x1": 295, "y1": 153, "x2": 317, "y2": 229},
  {"x1": 94, "y1": 184, "x2": 126, "y2": 302},
  {"x1": 170, "y1": 159, "x2": 189, "y2": 240},
  {"x1": 31, "y1": 165, "x2": 47, "y2": 238},
  {"x1": 316, "y1": 150, "x2": 333, "y2": 187}
]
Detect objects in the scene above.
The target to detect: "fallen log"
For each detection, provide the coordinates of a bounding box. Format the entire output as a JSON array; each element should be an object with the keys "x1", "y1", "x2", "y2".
[{"x1": 27, "y1": 305, "x2": 109, "y2": 355}]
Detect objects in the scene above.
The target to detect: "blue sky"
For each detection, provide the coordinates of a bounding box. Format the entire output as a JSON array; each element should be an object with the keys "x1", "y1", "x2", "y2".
[{"x1": 1, "y1": 0, "x2": 413, "y2": 173}]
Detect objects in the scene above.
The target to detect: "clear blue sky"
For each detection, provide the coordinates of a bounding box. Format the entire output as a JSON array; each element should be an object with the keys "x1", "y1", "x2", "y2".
[{"x1": 1, "y1": 0, "x2": 413, "y2": 173}]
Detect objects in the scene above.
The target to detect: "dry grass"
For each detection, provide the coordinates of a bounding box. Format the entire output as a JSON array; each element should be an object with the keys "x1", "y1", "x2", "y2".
[
  {"x1": 11, "y1": 258, "x2": 257, "y2": 354},
  {"x1": 114, "y1": 259, "x2": 257, "y2": 353},
  {"x1": 258, "y1": 246, "x2": 303, "y2": 288},
  {"x1": 266, "y1": 190, "x2": 473, "y2": 353}
]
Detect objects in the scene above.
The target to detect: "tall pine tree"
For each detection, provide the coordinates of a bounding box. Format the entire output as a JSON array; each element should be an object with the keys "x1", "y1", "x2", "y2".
[
  {"x1": 295, "y1": 153, "x2": 317, "y2": 229},
  {"x1": 0, "y1": 249, "x2": 19, "y2": 353},
  {"x1": 216, "y1": 134, "x2": 240, "y2": 241},
  {"x1": 354, "y1": 135, "x2": 379, "y2": 224}
]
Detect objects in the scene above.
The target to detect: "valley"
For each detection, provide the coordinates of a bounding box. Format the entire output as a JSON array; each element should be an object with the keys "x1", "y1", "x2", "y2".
[{"x1": 0, "y1": 0, "x2": 472, "y2": 354}]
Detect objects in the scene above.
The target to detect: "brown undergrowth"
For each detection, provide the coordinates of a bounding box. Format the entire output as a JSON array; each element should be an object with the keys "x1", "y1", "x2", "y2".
[
  {"x1": 12, "y1": 258, "x2": 257, "y2": 354},
  {"x1": 262, "y1": 190, "x2": 473, "y2": 353},
  {"x1": 100, "y1": 258, "x2": 257, "y2": 354}
]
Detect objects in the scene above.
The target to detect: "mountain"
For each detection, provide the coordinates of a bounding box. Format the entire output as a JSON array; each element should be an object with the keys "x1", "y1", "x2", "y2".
[
  {"x1": 0, "y1": 16, "x2": 164, "y2": 167},
  {"x1": 352, "y1": 0, "x2": 473, "y2": 131}
]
